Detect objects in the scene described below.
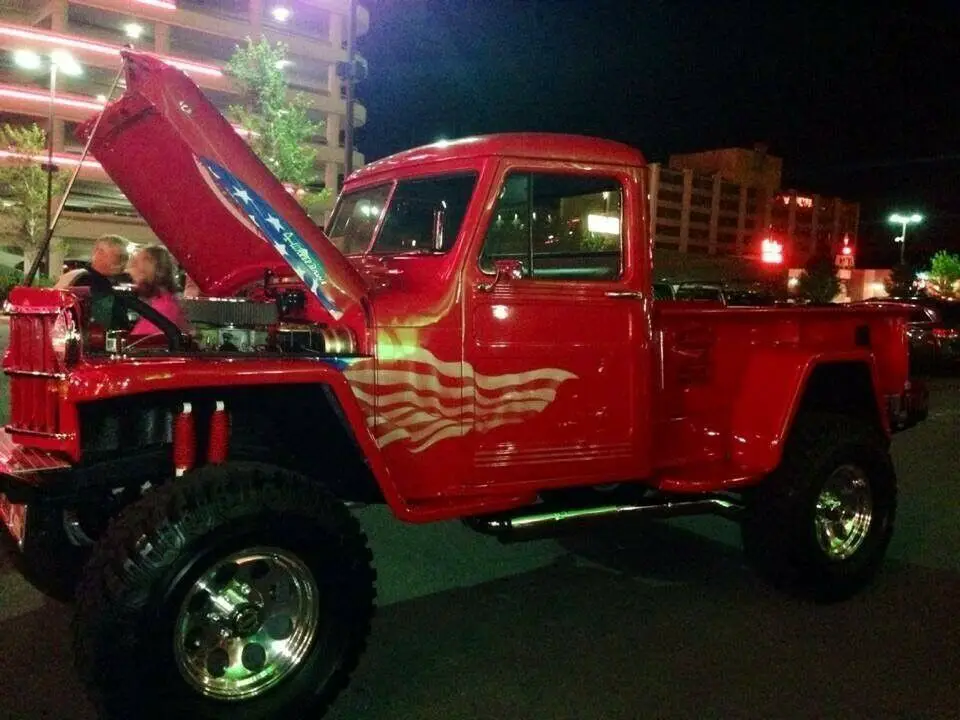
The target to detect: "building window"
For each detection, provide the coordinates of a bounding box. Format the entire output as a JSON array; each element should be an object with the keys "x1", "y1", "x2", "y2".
[
  {"x1": 659, "y1": 189, "x2": 683, "y2": 204},
  {"x1": 690, "y1": 196, "x2": 711, "y2": 209},
  {"x1": 480, "y1": 172, "x2": 624, "y2": 281},
  {"x1": 660, "y1": 169, "x2": 683, "y2": 185}
]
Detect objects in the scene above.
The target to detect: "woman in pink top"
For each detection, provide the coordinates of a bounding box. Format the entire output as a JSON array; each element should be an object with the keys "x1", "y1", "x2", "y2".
[{"x1": 128, "y1": 246, "x2": 190, "y2": 336}]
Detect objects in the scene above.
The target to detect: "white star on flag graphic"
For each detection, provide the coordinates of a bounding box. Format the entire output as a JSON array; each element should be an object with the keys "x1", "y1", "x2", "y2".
[
  {"x1": 266, "y1": 215, "x2": 284, "y2": 232},
  {"x1": 272, "y1": 242, "x2": 289, "y2": 256},
  {"x1": 231, "y1": 187, "x2": 252, "y2": 204}
]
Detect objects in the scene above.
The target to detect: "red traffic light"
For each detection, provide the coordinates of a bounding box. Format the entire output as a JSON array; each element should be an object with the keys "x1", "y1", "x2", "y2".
[{"x1": 761, "y1": 238, "x2": 784, "y2": 264}]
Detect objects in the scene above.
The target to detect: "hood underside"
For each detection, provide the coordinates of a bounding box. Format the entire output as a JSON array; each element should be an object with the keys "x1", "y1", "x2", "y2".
[{"x1": 77, "y1": 51, "x2": 366, "y2": 319}]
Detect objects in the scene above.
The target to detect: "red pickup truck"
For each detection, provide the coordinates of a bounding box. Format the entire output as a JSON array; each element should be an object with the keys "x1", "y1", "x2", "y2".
[{"x1": 0, "y1": 53, "x2": 918, "y2": 720}]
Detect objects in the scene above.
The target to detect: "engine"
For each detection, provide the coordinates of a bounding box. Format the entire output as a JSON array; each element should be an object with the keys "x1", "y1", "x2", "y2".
[
  {"x1": 184, "y1": 297, "x2": 276, "y2": 352},
  {"x1": 91, "y1": 291, "x2": 356, "y2": 357}
]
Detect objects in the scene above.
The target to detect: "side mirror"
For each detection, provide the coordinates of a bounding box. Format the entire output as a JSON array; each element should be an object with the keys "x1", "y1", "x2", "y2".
[{"x1": 477, "y1": 258, "x2": 524, "y2": 292}]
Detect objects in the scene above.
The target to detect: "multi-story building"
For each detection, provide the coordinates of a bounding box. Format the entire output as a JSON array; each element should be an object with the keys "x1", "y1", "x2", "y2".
[
  {"x1": 649, "y1": 144, "x2": 859, "y2": 281},
  {"x1": 0, "y1": 0, "x2": 367, "y2": 272}
]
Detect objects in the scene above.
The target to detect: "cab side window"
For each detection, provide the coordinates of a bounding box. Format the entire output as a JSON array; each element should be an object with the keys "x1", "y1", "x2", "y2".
[{"x1": 481, "y1": 172, "x2": 624, "y2": 280}]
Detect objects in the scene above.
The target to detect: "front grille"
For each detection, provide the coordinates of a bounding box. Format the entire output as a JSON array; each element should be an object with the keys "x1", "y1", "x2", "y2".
[{"x1": 4, "y1": 312, "x2": 61, "y2": 436}]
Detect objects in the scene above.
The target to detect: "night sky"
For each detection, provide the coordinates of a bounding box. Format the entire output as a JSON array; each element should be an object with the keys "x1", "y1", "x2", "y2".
[{"x1": 357, "y1": 1, "x2": 959, "y2": 266}]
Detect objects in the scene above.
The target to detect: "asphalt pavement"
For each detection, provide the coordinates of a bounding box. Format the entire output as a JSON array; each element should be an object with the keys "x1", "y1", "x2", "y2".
[{"x1": 0, "y1": 366, "x2": 957, "y2": 719}]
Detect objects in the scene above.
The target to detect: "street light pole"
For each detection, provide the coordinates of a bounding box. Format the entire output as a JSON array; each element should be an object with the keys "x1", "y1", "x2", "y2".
[
  {"x1": 45, "y1": 61, "x2": 58, "y2": 277},
  {"x1": 888, "y1": 213, "x2": 923, "y2": 266},
  {"x1": 343, "y1": 0, "x2": 356, "y2": 180},
  {"x1": 897, "y1": 218, "x2": 907, "y2": 265}
]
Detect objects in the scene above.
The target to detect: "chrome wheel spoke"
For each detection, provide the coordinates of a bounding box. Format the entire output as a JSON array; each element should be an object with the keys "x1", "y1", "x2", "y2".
[
  {"x1": 173, "y1": 547, "x2": 319, "y2": 701},
  {"x1": 814, "y1": 465, "x2": 874, "y2": 561}
]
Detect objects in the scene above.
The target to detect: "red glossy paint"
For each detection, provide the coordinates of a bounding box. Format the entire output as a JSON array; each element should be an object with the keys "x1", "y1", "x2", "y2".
[{"x1": 0, "y1": 54, "x2": 916, "y2": 529}]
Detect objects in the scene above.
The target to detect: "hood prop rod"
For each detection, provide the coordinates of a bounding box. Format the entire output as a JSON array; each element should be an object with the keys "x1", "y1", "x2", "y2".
[{"x1": 25, "y1": 55, "x2": 128, "y2": 287}]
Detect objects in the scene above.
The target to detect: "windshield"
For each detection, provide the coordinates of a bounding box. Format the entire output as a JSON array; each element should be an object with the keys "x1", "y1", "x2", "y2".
[
  {"x1": 326, "y1": 184, "x2": 391, "y2": 255},
  {"x1": 327, "y1": 173, "x2": 478, "y2": 255}
]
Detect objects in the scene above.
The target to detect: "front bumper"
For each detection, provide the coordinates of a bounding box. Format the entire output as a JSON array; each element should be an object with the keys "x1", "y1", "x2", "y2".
[{"x1": 0, "y1": 430, "x2": 71, "y2": 548}]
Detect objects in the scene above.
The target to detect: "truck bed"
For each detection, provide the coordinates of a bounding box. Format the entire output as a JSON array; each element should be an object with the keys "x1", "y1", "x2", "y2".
[{"x1": 651, "y1": 302, "x2": 909, "y2": 481}]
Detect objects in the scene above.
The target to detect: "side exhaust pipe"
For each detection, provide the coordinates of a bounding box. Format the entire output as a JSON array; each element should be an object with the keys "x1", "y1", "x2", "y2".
[{"x1": 465, "y1": 497, "x2": 744, "y2": 543}]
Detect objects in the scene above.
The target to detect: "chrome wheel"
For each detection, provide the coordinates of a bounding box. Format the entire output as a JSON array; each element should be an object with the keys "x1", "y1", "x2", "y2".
[
  {"x1": 173, "y1": 547, "x2": 319, "y2": 701},
  {"x1": 814, "y1": 465, "x2": 874, "y2": 561}
]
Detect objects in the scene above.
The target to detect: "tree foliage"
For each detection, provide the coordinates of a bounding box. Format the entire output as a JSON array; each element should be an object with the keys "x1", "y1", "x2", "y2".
[
  {"x1": 928, "y1": 250, "x2": 960, "y2": 298},
  {"x1": 226, "y1": 38, "x2": 331, "y2": 212},
  {"x1": 884, "y1": 263, "x2": 918, "y2": 298},
  {"x1": 0, "y1": 123, "x2": 68, "y2": 269},
  {"x1": 796, "y1": 254, "x2": 840, "y2": 304}
]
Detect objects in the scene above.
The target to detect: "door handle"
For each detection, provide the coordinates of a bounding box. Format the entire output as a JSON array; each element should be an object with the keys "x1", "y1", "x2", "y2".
[{"x1": 605, "y1": 291, "x2": 643, "y2": 299}]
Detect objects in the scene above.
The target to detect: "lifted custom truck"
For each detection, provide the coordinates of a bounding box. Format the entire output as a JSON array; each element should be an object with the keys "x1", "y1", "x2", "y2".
[{"x1": 0, "y1": 53, "x2": 919, "y2": 719}]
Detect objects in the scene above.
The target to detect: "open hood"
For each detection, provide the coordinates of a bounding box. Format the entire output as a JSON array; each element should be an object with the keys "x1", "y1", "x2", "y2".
[{"x1": 77, "y1": 51, "x2": 366, "y2": 320}]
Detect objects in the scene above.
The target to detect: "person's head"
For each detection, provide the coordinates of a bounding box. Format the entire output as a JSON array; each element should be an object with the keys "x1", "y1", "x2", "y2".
[
  {"x1": 90, "y1": 235, "x2": 129, "y2": 277},
  {"x1": 128, "y1": 245, "x2": 177, "y2": 296}
]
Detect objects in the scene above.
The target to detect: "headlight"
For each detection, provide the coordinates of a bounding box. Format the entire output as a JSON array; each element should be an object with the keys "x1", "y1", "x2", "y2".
[{"x1": 51, "y1": 310, "x2": 81, "y2": 367}]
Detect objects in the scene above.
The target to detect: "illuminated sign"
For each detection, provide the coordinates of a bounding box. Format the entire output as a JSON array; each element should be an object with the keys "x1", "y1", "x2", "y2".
[
  {"x1": 761, "y1": 238, "x2": 783, "y2": 264},
  {"x1": 586, "y1": 214, "x2": 620, "y2": 235}
]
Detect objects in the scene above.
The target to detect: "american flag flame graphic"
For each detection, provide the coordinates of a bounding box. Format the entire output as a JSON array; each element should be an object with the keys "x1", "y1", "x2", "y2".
[{"x1": 344, "y1": 346, "x2": 578, "y2": 453}]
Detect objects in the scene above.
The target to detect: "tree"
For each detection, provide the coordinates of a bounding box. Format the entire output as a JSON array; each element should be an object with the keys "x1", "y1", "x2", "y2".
[
  {"x1": 884, "y1": 263, "x2": 918, "y2": 298},
  {"x1": 927, "y1": 250, "x2": 960, "y2": 298},
  {"x1": 225, "y1": 38, "x2": 331, "y2": 214},
  {"x1": 0, "y1": 123, "x2": 68, "y2": 275},
  {"x1": 796, "y1": 254, "x2": 840, "y2": 304}
]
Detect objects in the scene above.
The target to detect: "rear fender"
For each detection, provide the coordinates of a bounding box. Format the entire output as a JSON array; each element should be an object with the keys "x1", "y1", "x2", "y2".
[{"x1": 729, "y1": 349, "x2": 885, "y2": 475}]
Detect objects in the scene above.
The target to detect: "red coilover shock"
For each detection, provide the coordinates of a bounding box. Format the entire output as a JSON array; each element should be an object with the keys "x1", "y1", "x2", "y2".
[
  {"x1": 208, "y1": 400, "x2": 230, "y2": 465},
  {"x1": 173, "y1": 402, "x2": 196, "y2": 477}
]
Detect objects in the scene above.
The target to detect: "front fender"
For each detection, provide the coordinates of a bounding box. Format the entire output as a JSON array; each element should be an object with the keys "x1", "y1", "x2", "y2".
[
  {"x1": 62, "y1": 356, "x2": 408, "y2": 517},
  {"x1": 729, "y1": 348, "x2": 883, "y2": 475}
]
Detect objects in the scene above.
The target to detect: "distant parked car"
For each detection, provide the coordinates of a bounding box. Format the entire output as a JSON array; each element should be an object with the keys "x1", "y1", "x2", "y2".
[
  {"x1": 926, "y1": 299, "x2": 960, "y2": 369},
  {"x1": 856, "y1": 298, "x2": 959, "y2": 373},
  {"x1": 652, "y1": 281, "x2": 675, "y2": 300},
  {"x1": 62, "y1": 259, "x2": 90, "y2": 274},
  {"x1": 724, "y1": 288, "x2": 778, "y2": 306},
  {"x1": 671, "y1": 282, "x2": 778, "y2": 307},
  {"x1": 674, "y1": 282, "x2": 724, "y2": 303}
]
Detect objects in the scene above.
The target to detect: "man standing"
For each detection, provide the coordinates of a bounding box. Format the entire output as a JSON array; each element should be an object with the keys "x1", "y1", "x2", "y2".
[{"x1": 54, "y1": 235, "x2": 129, "y2": 288}]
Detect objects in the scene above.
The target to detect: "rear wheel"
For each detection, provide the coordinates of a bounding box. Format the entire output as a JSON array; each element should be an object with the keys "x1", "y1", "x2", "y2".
[
  {"x1": 741, "y1": 413, "x2": 897, "y2": 602},
  {"x1": 73, "y1": 462, "x2": 376, "y2": 719}
]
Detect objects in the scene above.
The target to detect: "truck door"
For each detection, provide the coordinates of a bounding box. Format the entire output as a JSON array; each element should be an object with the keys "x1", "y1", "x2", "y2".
[{"x1": 462, "y1": 162, "x2": 652, "y2": 488}]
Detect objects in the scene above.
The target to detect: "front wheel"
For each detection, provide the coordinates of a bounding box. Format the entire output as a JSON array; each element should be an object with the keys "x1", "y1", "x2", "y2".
[
  {"x1": 741, "y1": 413, "x2": 897, "y2": 602},
  {"x1": 73, "y1": 463, "x2": 376, "y2": 720}
]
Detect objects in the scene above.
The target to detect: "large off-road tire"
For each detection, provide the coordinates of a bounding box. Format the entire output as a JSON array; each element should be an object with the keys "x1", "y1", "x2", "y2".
[
  {"x1": 73, "y1": 462, "x2": 376, "y2": 720},
  {"x1": 741, "y1": 413, "x2": 897, "y2": 602}
]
